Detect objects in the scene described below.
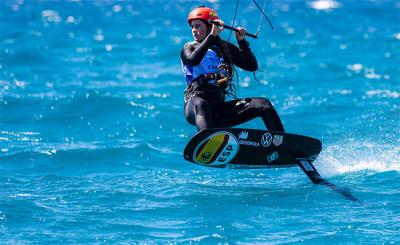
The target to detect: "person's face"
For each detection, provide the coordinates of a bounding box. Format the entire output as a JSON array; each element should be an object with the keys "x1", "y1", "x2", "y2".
[{"x1": 190, "y1": 19, "x2": 208, "y2": 42}]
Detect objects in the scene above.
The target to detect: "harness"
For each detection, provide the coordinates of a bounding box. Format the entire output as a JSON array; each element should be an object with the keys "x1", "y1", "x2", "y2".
[
  {"x1": 182, "y1": 42, "x2": 235, "y2": 103},
  {"x1": 184, "y1": 63, "x2": 233, "y2": 103}
]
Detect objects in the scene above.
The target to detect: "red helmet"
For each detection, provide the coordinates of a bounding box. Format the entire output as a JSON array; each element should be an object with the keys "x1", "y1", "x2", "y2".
[{"x1": 187, "y1": 7, "x2": 219, "y2": 25}]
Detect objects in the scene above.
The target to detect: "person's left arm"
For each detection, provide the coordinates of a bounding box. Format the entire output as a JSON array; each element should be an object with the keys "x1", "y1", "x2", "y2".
[{"x1": 227, "y1": 27, "x2": 258, "y2": 71}]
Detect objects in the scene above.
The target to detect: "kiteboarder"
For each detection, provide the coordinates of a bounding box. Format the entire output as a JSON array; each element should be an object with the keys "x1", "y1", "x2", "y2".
[{"x1": 181, "y1": 6, "x2": 284, "y2": 132}]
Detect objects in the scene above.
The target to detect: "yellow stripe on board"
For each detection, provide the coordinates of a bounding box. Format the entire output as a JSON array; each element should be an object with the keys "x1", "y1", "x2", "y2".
[{"x1": 195, "y1": 134, "x2": 226, "y2": 164}]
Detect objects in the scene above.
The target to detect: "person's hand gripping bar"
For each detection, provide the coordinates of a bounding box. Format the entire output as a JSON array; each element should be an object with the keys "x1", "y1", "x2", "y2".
[{"x1": 209, "y1": 20, "x2": 258, "y2": 39}]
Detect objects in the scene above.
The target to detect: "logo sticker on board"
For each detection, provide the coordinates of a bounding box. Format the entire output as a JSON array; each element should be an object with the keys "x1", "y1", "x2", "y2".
[
  {"x1": 267, "y1": 151, "x2": 279, "y2": 163},
  {"x1": 238, "y1": 131, "x2": 248, "y2": 140},
  {"x1": 273, "y1": 135, "x2": 284, "y2": 146},
  {"x1": 193, "y1": 131, "x2": 239, "y2": 166},
  {"x1": 261, "y1": 133, "x2": 273, "y2": 147}
]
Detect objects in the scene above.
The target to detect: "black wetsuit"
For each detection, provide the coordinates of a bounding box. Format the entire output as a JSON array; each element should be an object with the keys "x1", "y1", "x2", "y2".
[{"x1": 181, "y1": 34, "x2": 284, "y2": 132}]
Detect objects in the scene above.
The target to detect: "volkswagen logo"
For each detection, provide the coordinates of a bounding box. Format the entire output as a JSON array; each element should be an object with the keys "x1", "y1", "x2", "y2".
[{"x1": 261, "y1": 133, "x2": 272, "y2": 147}]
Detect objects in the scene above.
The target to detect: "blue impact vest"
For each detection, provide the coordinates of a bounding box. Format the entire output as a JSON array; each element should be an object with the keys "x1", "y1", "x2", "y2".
[{"x1": 182, "y1": 47, "x2": 224, "y2": 85}]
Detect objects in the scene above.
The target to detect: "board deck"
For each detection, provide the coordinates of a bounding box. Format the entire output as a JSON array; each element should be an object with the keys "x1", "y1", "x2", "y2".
[{"x1": 184, "y1": 128, "x2": 322, "y2": 169}]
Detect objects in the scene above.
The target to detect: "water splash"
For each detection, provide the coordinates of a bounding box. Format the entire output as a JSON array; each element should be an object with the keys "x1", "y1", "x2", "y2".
[{"x1": 317, "y1": 141, "x2": 400, "y2": 176}]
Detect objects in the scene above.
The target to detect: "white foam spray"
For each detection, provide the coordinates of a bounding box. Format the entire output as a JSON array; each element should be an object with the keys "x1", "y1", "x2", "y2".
[{"x1": 315, "y1": 141, "x2": 400, "y2": 177}]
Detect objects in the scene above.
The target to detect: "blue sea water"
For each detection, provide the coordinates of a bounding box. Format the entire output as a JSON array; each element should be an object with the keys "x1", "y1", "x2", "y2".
[{"x1": 1, "y1": 0, "x2": 399, "y2": 243}]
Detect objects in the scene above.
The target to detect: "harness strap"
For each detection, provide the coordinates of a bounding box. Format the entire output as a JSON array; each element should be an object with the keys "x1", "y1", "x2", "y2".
[{"x1": 184, "y1": 73, "x2": 227, "y2": 103}]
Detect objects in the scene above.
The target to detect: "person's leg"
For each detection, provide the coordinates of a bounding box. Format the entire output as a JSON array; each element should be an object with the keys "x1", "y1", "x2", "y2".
[
  {"x1": 184, "y1": 96, "x2": 213, "y2": 131},
  {"x1": 214, "y1": 97, "x2": 285, "y2": 132}
]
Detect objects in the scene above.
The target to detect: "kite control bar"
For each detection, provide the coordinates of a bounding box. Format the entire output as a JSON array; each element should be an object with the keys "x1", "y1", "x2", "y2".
[{"x1": 209, "y1": 20, "x2": 258, "y2": 39}]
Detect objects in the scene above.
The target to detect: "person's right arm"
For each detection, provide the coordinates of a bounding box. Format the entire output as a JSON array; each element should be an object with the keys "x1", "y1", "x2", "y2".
[
  {"x1": 181, "y1": 21, "x2": 224, "y2": 66},
  {"x1": 181, "y1": 34, "x2": 218, "y2": 66}
]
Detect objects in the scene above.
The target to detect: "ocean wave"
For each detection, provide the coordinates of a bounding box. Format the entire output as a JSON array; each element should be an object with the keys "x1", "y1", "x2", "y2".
[
  {"x1": 1, "y1": 142, "x2": 180, "y2": 174},
  {"x1": 0, "y1": 92, "x2": 167, "y2": 126}
]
